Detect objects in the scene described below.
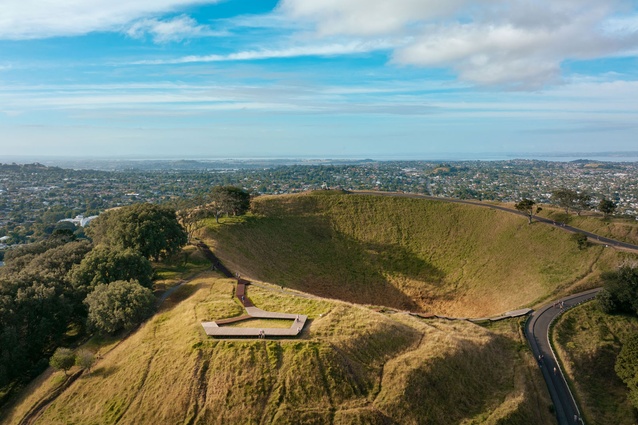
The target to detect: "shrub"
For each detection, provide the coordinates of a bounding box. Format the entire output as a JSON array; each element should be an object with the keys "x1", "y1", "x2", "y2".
[
  {"x1": 85, "y1": 280, "x2": 155, "y2": 334},
  {"x1": 50, "y1": 348, "x2": 75, "y2": 375}
]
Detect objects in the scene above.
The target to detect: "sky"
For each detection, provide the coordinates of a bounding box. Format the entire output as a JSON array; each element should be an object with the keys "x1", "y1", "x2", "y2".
[{"x1": 1, "y1": 0, "x2": 638, "y2": 159}]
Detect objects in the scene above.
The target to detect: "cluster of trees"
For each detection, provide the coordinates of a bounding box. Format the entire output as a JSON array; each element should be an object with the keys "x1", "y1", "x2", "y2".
[
  {"x1": 176, "y1": 186, "x2": 251, "y2": 241},
  {"x1": 597, "y1": 266, "x2": 638, "y2": 408},
  {"x1": 0, "y1": 234, "x2": 91, "y2": 387},
  {"x1": 551, "y1": 188, "x2": 617, "y2": 217},
  {"x1": 50, "y1": 347, "x2": 96, "y2": 375},
  {"x1": 0, "y1": 203, "x2": 186, "y2": 389}
]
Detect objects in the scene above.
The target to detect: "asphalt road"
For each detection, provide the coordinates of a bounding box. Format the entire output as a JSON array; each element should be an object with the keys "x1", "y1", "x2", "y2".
[
  {"x1": 525, "y1": 288, "x2": 602, "y2": 425},
  {"x1": 353, "y1": 191, "x2": 638, "y2": 252}
]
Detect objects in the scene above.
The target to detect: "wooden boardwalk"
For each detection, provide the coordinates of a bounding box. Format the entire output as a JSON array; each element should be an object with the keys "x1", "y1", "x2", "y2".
[{"x1": 201, "y1": 273, "x2": 307, "y2": 338}]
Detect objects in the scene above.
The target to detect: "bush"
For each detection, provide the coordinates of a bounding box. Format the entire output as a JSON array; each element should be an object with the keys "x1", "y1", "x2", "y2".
[
  {"x1": 572, "y1": 232, "x2": 589, "y2": 250},
  {"x1": 85, "y1": 280, "x2": 155, "y2": 334},
  {"x1": 75, "y1": 349, "x2": 95, "y2": 372},
  {"x1": 50, "y1": 348, "x2": 75, "y2": 375}
]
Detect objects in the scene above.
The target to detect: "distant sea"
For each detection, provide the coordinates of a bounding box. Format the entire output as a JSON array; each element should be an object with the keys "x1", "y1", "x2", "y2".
[{"x1": 2, "y1": 153, "x2": 638, "y2": 166}]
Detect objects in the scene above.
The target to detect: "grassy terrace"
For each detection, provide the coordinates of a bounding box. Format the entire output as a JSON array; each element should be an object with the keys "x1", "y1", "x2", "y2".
[
  {"x1": 203, "y1": 192, "x2": 627, "y2": 317},
  {"x1": 2, "y1": 271, "x2": 554, "y2": 425}
]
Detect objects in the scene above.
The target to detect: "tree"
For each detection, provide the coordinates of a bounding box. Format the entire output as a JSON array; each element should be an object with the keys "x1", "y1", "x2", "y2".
[
  {"x1": 50, "y1": 347, "x2": 75, "y2": 376},
  {"x1": 597, "y1": 266, "x2": 638, "y2": 315},
  {"x1": 85, "y1": 280, "x2": 155, "y2": 334},
  {"x1": 75, "y1": 349, "x2": 96, "y2": 373},
  {"x1": 552, "y1": 188, "x2": 578, "y2": 214},
  {"x1": 515, "y1": 198, "x2": 536, "y2": 224},
  {"x1": 574, "y1": 193, "x2": 592, "y2": 216},
  {"x1": 209, "y1": 186, "x2": 250, "y2": 223},
  {"x1": 69, "y1": 246, "x2": 154, "y2": 292},
  {"x1": 599, "y1": 198, "x2": 617, "y2": 217},
  {"x1": 175, "y1": 196, "x2": 210, "y2": 242},
  {"x1": 87, "y1": 204, "x2": 187, "y2": 261},
  {"x1": 615, "y1": 334, "x2": 638, "y2": 409}
]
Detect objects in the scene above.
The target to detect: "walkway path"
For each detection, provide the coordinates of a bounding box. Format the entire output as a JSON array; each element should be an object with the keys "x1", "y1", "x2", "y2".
[{"x1": 525, "y1": 288, "x2": 601, "y2": 425}]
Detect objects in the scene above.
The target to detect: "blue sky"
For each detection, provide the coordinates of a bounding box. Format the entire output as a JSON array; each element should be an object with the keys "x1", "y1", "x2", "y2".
[{"x1": 1, "y1": 0, "x2": 637, "y2": 159}]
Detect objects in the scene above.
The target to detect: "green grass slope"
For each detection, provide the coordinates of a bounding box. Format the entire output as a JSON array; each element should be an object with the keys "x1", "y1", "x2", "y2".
[
  {"x1": 205, "y1": 192, "x2": 624, "y2": 317},
  {"x1": 2, "y1": 273, "x2": 554, "y2": 425},
  {"x1": 554, "y1": 302, "x2": 638, "y2": 425}
]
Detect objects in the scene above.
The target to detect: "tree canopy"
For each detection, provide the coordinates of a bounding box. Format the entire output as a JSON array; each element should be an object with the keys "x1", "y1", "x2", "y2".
[
  {"x1": 87, "y1": 203, "x2": 187, "y2": 261},
  {"x1": 599, "y1": 198, "x2": 617, "y2": 217},
  {"x1": 551, "y1": 188, "x2": 591, "y2": 216},
  {"x1": 597, "y1": 265, "x2": 638, "y2": 316},
  {"x1": 552, "y1": 188, "x2": 578, "y2": 214},
  {"x1": 69, "y1": 246, "x2": 154, "y2": 292},
  {"x1": 209, "y1": 186, "x2": 250, "y2": 223},
  {"x1": 85, "y1": 280, "x2": 155, "y2": 334},
  {"x1": 0, "y1": 238, "x2": 92, "y2": 386},
  {"x1": 49, "y1": 347, "x2": 75, "y2": 376},
  {"x1": 515, "y1": 198, "x2": 537, "y2": 224}
]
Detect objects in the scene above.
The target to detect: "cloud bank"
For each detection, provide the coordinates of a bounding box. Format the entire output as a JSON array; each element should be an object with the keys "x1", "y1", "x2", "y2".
[{"x1": 279, "y1": 0, "x2": 638, "y2": 88}]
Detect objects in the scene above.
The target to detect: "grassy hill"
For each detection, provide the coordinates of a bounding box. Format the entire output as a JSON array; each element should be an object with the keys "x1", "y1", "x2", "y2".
[
  {"x1": 204, "y1": 192, "x2": 629, "y2": 317},
  {"x1": 2, "y1": 272, "x2": 555, "y2": 425}
]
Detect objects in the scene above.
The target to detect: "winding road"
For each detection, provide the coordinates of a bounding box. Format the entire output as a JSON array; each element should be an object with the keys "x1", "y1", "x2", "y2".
[
  {"x1": 352, "y1": 191, "x2": 636, "y2": 424},
  {"x1": 525, "y1": 288, "x2": 601, "y2": 425}
]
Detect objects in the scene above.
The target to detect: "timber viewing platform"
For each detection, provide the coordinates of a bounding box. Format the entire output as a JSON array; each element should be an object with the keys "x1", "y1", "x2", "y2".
[
  {"x1": 197, "y1": 242, "x2": 307, "y2": 338},
  {"x1": 201, "y1": 279, "x2": 308, "y2": 338}
]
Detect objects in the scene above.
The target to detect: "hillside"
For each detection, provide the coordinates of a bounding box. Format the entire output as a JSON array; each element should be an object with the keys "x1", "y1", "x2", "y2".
[
  {"x1": 2, "y1": 272, "x2": 555, "y2": 425},
  {"x1": 537, "y1": 206, "x2": 638, "y2": 246},
  {"x1": 204, "y1": 192, "x2": 627, "y2": 317},
  {"x1": 554, "y1": 302, "x2": 638, "y2": 425}
]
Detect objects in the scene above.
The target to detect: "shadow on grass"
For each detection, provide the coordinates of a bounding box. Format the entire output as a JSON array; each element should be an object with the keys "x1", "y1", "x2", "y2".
[
  {"x1": 379, "y1": 334, "x2": 537, "y2": 424},
  {"x1": 90, "y1": 365, "x2": 119, "y2": 379},
  {"x1": 211, "y1": 212, "x2": 445, "y2": 312},
  {"x1": 570, "y1": 343, "x2": 637, "y2": 424}
]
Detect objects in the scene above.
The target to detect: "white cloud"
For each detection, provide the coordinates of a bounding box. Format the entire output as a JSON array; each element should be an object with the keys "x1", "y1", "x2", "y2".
[
  {"x1": 134, "y1": 40, "x2": 394, "y2": 64},
  {"x1": 0, "y1": 0, "x2": 218, "y2": 39},
  {"x1": 279, "y1": 0, "x2": 638, "y2": 88},
  {"x1": 126, "y1": 15, "x2": 225, "y2": 43},
  {"x1": 278, "y1": 0, "x2": 476, "y2": 36}
]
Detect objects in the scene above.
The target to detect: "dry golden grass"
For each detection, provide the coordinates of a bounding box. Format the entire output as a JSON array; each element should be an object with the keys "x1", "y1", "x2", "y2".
[
  {"x1": 204, "y1": 192, "x2": 627, "y2": 317},
  {"x1": 3, "y1": 271, "x2": 554, "y2": 425}
]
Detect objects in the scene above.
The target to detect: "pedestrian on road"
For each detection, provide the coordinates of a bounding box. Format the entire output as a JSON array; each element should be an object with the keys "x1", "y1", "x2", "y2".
[{"x1": 553, "y1": 366, "x2": 557, "y2": 375}]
